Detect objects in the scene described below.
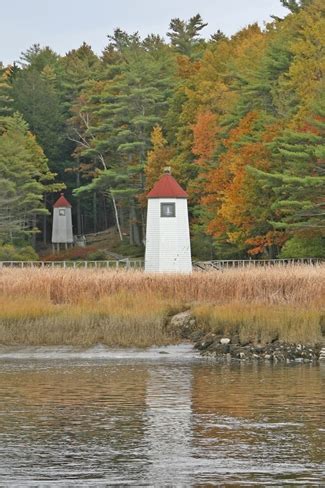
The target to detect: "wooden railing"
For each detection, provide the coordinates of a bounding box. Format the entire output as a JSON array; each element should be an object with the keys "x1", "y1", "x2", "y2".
[
  {"x1": 0, "y1": 259, "x2": 144, "y2": 269},
  {"x1": 0, "y1": 258, "x2": 322, "y2": 271},
  {"x1": 193, "y1": 258, "x2": 323, "y2": 270}
]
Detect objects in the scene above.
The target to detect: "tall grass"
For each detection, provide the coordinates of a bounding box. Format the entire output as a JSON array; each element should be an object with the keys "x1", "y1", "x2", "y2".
[
  {"x1": 0, "y1": 293, "x2": 178, "y2": 347},
  {"x1": 0, "y1": 266, "x2": 324, "y2": 346},
  {"x1": 1, "y1": 266, "x2": 324, "y2": 306},
  {"x1": 193, "y1": 304, "x2": 323, "y2": 344}
]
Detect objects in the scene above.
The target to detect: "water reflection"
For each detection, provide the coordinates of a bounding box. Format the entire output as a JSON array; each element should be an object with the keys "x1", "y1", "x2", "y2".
[
  {"x1": 191, "y1": 362, "x2": 325, "y2": 484},
  {"x1": 144, "y1": 366, "x2": 193, "y2": 485},
  {"x1": 0, "y1": 345, "x2": 324, "y2": 486}
]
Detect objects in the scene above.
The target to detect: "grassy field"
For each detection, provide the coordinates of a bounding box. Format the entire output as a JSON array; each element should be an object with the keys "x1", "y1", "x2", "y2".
[{"x1": 0, "y1": 266, "x2": 324, "y2": 346}]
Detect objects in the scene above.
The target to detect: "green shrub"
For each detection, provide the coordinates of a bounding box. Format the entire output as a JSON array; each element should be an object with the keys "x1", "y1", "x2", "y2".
[
  {"x1": 191, "y1": 231, "x2": 215, "y2": 260},
  {"x1": 115, "y1": 241, "x2": 144, "y2": 258},
  {"x1": 0, "y1": 244, "x2": 39, "y2": 261},
  {"x1": 280, "y1": 236, "x2": 325, "y2": 259},
  {"x1": 87, "y1": 249, "x2": 108, "y2": 261}
]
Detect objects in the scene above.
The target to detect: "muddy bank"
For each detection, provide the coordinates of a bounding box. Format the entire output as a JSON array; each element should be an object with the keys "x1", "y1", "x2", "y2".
[{"x1": 167, "y1": 310, "x2": 325, "y2": 363}]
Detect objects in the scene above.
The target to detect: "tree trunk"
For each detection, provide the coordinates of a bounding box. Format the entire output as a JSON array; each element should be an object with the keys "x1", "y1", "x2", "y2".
[
  {"x1": 129, "y1": 203, "x2": 141, "y2": 246},
  {"x1": 102, "y1": 192, "x2": 108, "y2": 230},
  {"x1": 31, "y1": 214, "x2": 37, "y2": 248},
  {"x1": 141, "y1": 207, "x2": 146, "y2": 244},
  {"x1": 93, "y1": 191, "x2": 97, "y2": 234},
  {"x1": 76, "y1": 172, "x2": 82, "y2": 235},
  {"x1": 110, "y1": 191, "x2": 123, "y2": 241},
  {"x1": 43, "y1": 193, "x2": 47, "y2": 245}
]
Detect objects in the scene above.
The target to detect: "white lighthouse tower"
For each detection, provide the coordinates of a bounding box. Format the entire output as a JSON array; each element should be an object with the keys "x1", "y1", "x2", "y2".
[
  {"x1": 145, "y1": 170, "x2": 192, "y2": 273},
  {"x1": 51, "y1": 193, "x2": 73, "y2": 252}
]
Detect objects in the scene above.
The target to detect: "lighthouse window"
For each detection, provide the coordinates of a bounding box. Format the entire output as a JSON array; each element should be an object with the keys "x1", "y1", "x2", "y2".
[
  {"x1": 59, "y1": 209, "x2": 66, "y2": 216},
  {"x1": 161, "y1": 203, "x2": 175, "y2": 218}
]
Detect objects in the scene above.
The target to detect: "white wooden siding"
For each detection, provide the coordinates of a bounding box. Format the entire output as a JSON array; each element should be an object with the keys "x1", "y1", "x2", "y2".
[
  {"x1": 52, "y1": 207, "x2": 73, "y2": 243},
  {"x1": 145, "y1": 198, "x2": 192, "y2": 273}
]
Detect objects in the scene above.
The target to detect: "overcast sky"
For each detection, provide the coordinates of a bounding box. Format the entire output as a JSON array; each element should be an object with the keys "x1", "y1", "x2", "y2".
[{"x1": 1, "y1": 0, "x2": 288, "y2": 65}]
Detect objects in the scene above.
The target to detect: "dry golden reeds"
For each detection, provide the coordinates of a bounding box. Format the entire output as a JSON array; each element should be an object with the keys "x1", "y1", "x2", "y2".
[
  {"x1": 1, "y1": 265, "x2": 325, "y2": 305},
  {"x1": 0, "y1": 265, "x2": 324, "y2": 346}
]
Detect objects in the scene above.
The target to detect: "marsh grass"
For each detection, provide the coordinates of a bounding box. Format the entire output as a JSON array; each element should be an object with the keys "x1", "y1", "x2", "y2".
[
  {"x1": 0, "y1": 293, "x2": 178, "y2": 347},
  {"x1": 0, "y1": 266, "x2": 324, "y2": 346},
  {"x1": 193, "y1": 304, "x2": 323, "y2": 344}
]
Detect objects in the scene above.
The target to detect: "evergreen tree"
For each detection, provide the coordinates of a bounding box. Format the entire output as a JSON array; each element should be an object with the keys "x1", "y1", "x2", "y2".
[
  {"x1": 210, "y1": 30, "x2": 227, "y2": 43},
  {"x1": 0, "y1": 177, "x2": 20, "y2": 240},
  {"x1": 248, "y1": 97, "x2": 325, "y2": 234},
  {"x1": 167, "y1": 14, "x2": 207, "y2": 57},
  {"x1": 0, "y1": 67, "x2": 14, "y2": 116},
  {"x1": 59, "y1": 43, "x2": 100, "y2": 111},
  {"x1": 19, "y1": 44, "x2": 59, "y2": 71},
  {"x1": 0, "y1": 4, "x2": 322, "y2": 257},
  {"x1": 72, "y1": 30, "x2": 176, "y2": 244},
  {"x1": 281, "y1": 0, "x2": 313, "y2": 13},
  {"x1": 12, "y1": 46, "x2": 66, "y2": 167},
  {"x1": 0, "y1": 113, "x2": 60, "y2": 241}
]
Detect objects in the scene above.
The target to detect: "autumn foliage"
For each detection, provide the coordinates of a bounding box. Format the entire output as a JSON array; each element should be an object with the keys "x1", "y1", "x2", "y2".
[{"x1": 0, "y1": 2, "x2": 324, "y2": 259}]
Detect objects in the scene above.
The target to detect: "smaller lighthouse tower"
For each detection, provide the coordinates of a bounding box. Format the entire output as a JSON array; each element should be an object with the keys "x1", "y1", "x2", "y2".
[
  {"x1": 51, "y1": 193, "x2": 73, "y2": 253},
  {"x1": 145, "y1": 169, "x2": 192, "y2": 273}
]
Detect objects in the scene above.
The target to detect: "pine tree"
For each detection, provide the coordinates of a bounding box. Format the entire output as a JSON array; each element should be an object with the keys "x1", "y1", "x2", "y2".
[
  {"x1": 72, "y1": 30, "x2": 176, "y2": 244},
  {"x1": 60, "y1": 43, "x2": 100, "y2": 111},
  {"x1": 248, "y1": 98, "x2": 325, "y2": 234},
  {"x1": 0, "y1": 178, "x2": 20, "y2": 240},
  {"x1": 0, "y1": 113, "x2": 60, "y2": 241},
  {"x1": 0, "y1": 67, "x2": 14, "y2": 116},
  {"x1": 12, "y1": 46, "x2": 65, "y2": 167},
  {"x1": 281, "y1": 0, "x2": 313, "y2": 13},
  {"x1": 167, "y1": 14, "x2": 207, "y2": 58}
]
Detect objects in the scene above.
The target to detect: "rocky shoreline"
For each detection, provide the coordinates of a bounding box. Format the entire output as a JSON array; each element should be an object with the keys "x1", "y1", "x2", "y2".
[{"x1": 167, "y1": 311, "x2": 325, "y2": 363}]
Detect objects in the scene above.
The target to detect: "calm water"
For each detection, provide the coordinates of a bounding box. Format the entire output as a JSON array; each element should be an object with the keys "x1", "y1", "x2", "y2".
[{"x1": 0, "y1": 344, "x2": 324, "y2": 486}]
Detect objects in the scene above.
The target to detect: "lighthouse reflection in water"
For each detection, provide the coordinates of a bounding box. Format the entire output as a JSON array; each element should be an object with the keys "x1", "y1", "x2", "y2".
[{"x1": 0, "y1": 345, "x2": 324, "y2": 486}]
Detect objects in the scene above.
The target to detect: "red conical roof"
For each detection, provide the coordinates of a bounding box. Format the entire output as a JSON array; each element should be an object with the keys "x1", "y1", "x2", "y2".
[
  {"x1": 147, "y1": 173, "x2": 188, "y2": 199},
  {"x1": 53, "y1": 193, "x2": 72, "y2": 208}
]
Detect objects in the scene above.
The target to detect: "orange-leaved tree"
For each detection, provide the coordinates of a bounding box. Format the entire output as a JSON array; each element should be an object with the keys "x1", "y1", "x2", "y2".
[
  {"x1": 140, "y1": 125, "x2": 174, "y2": 205},
  {"x1": 202, "y1": 111, "x2": 281, "y2": 254},
  {"x1": 189, "y1": 111, "x2": 219, "y2": 204}
]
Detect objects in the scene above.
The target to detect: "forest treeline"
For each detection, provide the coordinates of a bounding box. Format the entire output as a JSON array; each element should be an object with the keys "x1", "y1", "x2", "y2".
[{"x1": 0, "y1": 0, "x2": 324, "y2": 260}]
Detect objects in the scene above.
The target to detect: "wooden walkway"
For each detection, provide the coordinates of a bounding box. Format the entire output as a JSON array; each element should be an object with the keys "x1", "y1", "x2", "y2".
[
  {"x1": 0, "y1": 258, "x2": 322, "y2": 270},
  {"x1": 193, "y1": 258, "x2": 322, "y2": 271}
]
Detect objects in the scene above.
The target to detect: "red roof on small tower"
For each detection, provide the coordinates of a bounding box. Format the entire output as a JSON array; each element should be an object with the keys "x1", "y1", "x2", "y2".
[
  {"x1": 53, "y1": 193, "x2": 72, "y2": 208},
  {"x1": 147, "y1": 173, "x2": 188, "y2": 199}
]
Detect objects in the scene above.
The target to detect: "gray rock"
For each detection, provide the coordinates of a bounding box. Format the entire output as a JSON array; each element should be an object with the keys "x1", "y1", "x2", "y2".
[
  {"x1": 190, "y1": 330, "x2": 204, "y2": 342},
  {"x1": 221, "y1": 344, "x2": 230, "y2": 354},
  {"x1": 231, "y1": 335, "x2": 240, "y2": 345},
  {"x1": 167, "y1": 310, "x2": 196, "y2": 338},
  {"x1": 208, "y1": 342, "x2": 230, "y2": 354},
  {"x1": 180, "y1": 318, "x2": 321, "y2": 363},
  {"x1": 207, "y1": 339, "x2": 221, "y2": 352},
  {"x1": 196, "y1": 333, "x2": 216, "y2": 351}
]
